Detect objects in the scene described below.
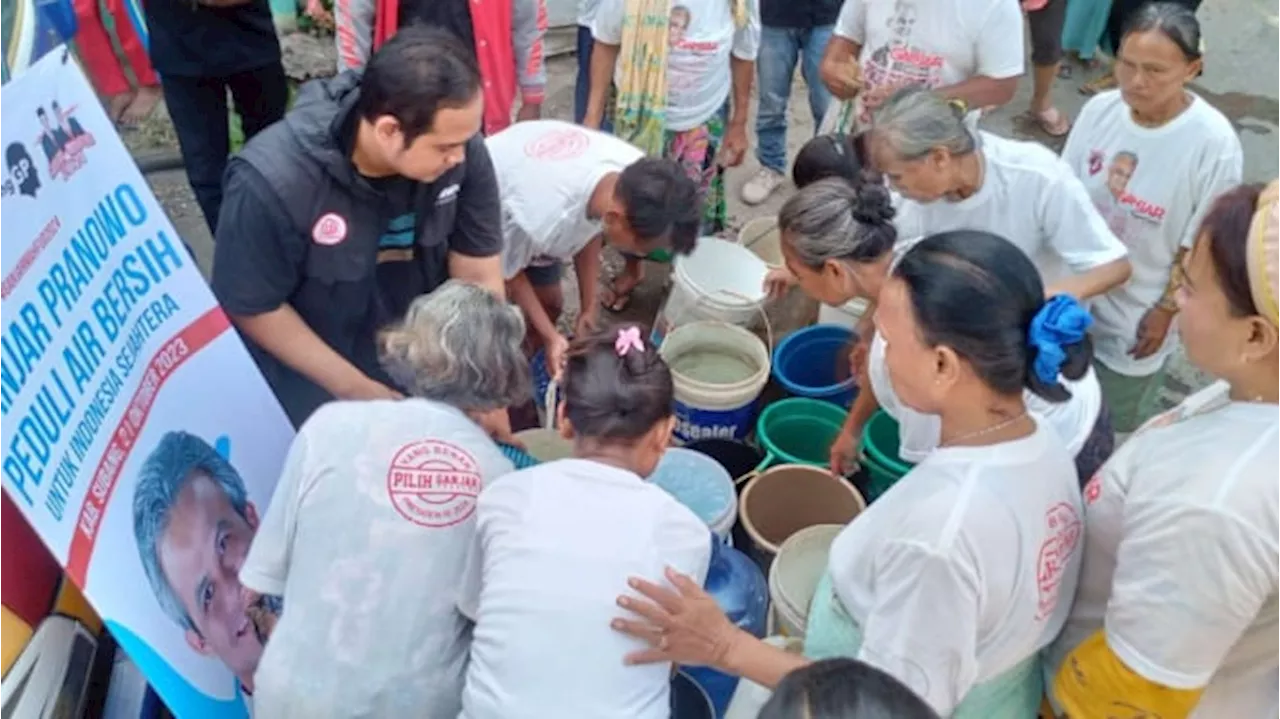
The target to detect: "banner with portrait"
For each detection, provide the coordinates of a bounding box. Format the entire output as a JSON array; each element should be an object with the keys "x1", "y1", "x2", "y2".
[{"x1": 1, "y1": 50, "x2": 294, "y2": 717}]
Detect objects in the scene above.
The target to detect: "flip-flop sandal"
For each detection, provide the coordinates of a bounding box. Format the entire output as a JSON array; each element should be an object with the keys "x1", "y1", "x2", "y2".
[
  {"x1": 1032, "y1": 107, "x2": 1072, "y2": 137},
  {"x1": 1079, "y1": 74, "x2": 1117, "y2": 96}
]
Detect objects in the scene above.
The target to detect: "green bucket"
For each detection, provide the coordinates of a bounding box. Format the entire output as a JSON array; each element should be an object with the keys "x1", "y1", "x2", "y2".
[
  {"x1": 861, "y1": 410, "x2": 914, "y2": 475},
  {"x1": 858, "y1": 450, "x2": 904, "y2": 502},
  {"x1": 756, "y1": 398, "x2": 848, "y2": 467}
]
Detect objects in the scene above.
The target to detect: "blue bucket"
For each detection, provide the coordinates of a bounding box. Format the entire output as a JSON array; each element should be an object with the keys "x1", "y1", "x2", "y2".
[
  {"x1": 671, "y1": 670, "x2": 716, "y2": 719},
  {"x1": 648, "y1": 448, "x2": 737, "y2": 541},
  {"x1": 771, "y1": 324, "x2": 858, "y2": 407},
  {"x1": 529, "y1": 348, "x2": 561, "y2": 422}
]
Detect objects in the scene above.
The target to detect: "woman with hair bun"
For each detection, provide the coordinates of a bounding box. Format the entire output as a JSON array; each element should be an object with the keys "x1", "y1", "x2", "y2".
[
  {"x1": 765, "y1": 178, "x2": 1114, "y2": 485},
  {"x1": 610, "y1": 231, "x2": 1089, "y2": 717},
  {"x1": 1047, "y1": 182, "x2": 1279, "y2": 718}
]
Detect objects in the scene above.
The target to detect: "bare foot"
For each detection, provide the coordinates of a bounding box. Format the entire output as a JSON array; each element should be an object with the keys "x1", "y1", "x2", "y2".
[
  {"x1": 120, "y1": 85, "x2": 162, "y2": 126},
  {"x1": 106, "y1": 92, "x2": 135, "y2": 124}
]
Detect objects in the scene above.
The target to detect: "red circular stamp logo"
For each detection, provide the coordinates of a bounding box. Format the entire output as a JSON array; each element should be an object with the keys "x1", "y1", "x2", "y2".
[
  {"x1": 386, "y1": 440, "x2": 483, "y2": 528},
  {"x1": 312, "y1": 212, "x2": 348, "y2": 246},
  {"x1": 524, "y1": 127, "x2": 590, "y2": 160},
  {"x1": 1035, "y1": 502, "x2": 1083, "y2": 620}
]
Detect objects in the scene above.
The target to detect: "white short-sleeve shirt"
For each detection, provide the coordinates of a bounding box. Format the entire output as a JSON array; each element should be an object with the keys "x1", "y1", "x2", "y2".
[
  {"x1": 893, "y1": 132, "x2": 1129, "y2": 288},
  {"x1": 486, "y1": 121, "x2": 644, "y2": 280},
  {"x1": 592, "y1": 0, "x2": 761, "y2": 130},
  {"x1": 1046, "y1": 382, "x2": 1279, "y2": 717},
  {"x1": 239, "y1": 399, "x2": 515, "y2": 719},
  {"x1": 457, "y1": 458, "x2": 713, "y2": 719},
  {"x1": 828, "y1": 421, "x2": 1084, "y2": 715},
  {"x1": 833, "y1": 0, "x2": 1024, "y2": 125},
  {"x1": 1060, "y1": 91, "x2": 1243, "y2": 376}
]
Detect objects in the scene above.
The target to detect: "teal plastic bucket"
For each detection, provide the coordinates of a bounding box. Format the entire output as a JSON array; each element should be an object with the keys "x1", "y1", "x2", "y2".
[
  {"x1": 861, "y1": 410, "x2": 914, "y2": 476},
  {"x1": 755, "y1": 398, "x2": 848, "y2": 468}
]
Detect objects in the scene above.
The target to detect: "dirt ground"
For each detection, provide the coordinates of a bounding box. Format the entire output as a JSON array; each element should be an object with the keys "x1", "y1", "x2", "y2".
[{"x1": 126, "y1": 24, "x2": 1279, "y2": 413}]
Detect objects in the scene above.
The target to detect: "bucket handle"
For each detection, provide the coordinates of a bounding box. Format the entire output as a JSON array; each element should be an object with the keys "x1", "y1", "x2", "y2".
[
  {"x1": 541, "y1": 376, "x2": 558, "y2": 430},
  {"x1": 658, "y1": 283, "x2": 776, "y2": 354}
]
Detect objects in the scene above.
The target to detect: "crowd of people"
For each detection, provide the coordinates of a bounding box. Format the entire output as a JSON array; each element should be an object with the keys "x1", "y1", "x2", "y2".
[{"x1": 86, "y1": 0, "x2": 1277, "y2": 714}]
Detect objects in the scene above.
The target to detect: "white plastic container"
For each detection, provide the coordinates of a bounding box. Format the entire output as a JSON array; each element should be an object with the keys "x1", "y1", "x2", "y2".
[
  {"x1": 659, "y1": 321, "x2": 771, "y2": 444},
  {"x1": 817, "y1": 298, "x2": 871, "y2": 331},
  {"x1": 768, "y1": 524, "x2": 845, "y2": 639},
  {"x1": 656, "y1": 237, "x2": 769, "y2": 343}
]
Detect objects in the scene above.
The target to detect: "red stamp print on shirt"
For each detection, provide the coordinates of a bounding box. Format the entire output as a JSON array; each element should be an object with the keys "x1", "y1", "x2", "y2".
[
  {"x1": 524, "y1": 127, "x2": 589, "y2": 160},
  {"x1": 312, "y1": 212, "x2": 348, "y2": 246},
  {"x1": 1083, "y1": 474, "x2": 1102, "y2": 506},
  {"x1": 1035, "y1": 502, "x2": 1083, "y2": 620},
  {"x1": 386, "y1": 440, "x2": 483, "y2": 528}
]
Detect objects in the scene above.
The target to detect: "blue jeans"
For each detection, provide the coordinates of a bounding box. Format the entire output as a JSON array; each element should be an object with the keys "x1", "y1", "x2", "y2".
[
  {"x1": 574, "y1": 25, "x2": 613, "y2": 131},
  {"x1": 755, "y1": 24, "x2": 834, "y2": 173}
]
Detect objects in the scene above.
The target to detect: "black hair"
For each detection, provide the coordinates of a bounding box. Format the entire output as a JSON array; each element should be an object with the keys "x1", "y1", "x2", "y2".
[
  {"x1": 1199, "y1": 183, "x2": 1265, "y2": 317},
  {"x1": 36, "y1": 106, "x2": 47, "y2": 118},
  {"x1": 892, "y1": 231, "x2": 1093, "y2": 402},
  {"x1": 791, "y1": 133, "x2": 875, "y2": 189},
  {"x1": 1122, "y1": 2, "x2": 1203, "y2": 70},
  {"x1": 615, "y1": 157, "x2": 701, "y2": 255},
  {"x1": 356, "y1": 26, "x2": 482, "y2": 146},
  {"x1": 777, "y1": 177, "x2": 897, "y2": 268},
  {"x1": 562, "y1": 325, "x2": 674, "y2": 441},
  {"x1": 759, "y1": 659, "x2": 941, "y2": 719}
]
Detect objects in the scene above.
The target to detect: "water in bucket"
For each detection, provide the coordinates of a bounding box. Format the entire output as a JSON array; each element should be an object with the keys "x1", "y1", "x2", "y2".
[{"x1": 668, "y1": 347, "x2": 760, "y2": 386}]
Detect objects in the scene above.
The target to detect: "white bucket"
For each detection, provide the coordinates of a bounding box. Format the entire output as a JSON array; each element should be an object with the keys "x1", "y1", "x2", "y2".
[
  {"x1": 659, "y1": 321, "x2": 771, "y2": 444},
  {"x1": 654, "y1": 237, "x2": 769, "y2": 345},
  {"x1": 768, "y1": 523, "x2": 844, "y2": 639},
  {"x1": 723, "y1": 636, "x2": 805, "y2": 719},
  {"x1": 738, "y1": 217, "x2": 782, "y2": 268},
  {"x1": 817, "y1": 298, "x2": 870, "y2": 331}
]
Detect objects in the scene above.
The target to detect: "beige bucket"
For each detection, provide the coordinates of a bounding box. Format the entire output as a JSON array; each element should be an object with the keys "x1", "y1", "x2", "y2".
[
  {"x1": 514, "y1": 428, "x2": 572, "y2": 463},
  {"x1": 769, "y1": 524, "x2": 844, "y2": 639},
  {"x1": 739, "y1": 464, "x2": 865, "y2": 572},
  {"x1": 738, "y1": 217, "x2": 783, "y2": 268}
]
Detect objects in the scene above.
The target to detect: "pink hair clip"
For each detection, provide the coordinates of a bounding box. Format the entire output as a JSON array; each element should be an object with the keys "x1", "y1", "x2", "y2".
[{"x1": 615, "y1": 326, "x2": 644, "y2": 356}]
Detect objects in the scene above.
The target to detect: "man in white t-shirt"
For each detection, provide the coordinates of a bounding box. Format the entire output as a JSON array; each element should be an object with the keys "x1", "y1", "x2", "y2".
[
  {"x1": 817, "y1": 0, "x2": 1024, "y2": 131},
  {"x1": 486, "y1": 120, "x2": 700, "y2": 374}
]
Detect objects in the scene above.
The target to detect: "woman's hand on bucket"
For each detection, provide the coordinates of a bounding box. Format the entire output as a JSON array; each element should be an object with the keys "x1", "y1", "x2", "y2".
[
  {"x1": 830, "y1": 427, "x2": 860, "y2": 476},
  {"x1": 612, "y1": 567, "x2": 743, "y2": 669}
]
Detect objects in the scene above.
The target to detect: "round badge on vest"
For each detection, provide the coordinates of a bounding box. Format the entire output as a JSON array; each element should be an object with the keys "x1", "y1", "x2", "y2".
[{"x1": 312, "y1": 212, "x2": 349, "y2": 246}]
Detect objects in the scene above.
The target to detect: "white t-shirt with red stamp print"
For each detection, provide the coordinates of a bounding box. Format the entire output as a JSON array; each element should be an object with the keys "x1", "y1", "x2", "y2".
[
  {"x1": 833, "y1": 0, "x2": 1024, "y2": 125},
  {"x1": 591, "y1": 0, "x2": 761, "y2": 131},
  {"x1": 1046, "y1": 381, "x2": 1279, "y2": 718},
  {"x1": 456, "y1": 458, "x2": 712, "y2": 719},
  {"x1": 239, "y1": 398, "x2": 514, "y2": 719},
  {"x1": 826, "y1": 420, "x2": 1084, "y2": 714},
  {"x1": 487, "y1": 120, "x2": 645, "y2": 281},
  {"x1": 1061, "y1": 90, "x2": 1243, "y2": 377}
]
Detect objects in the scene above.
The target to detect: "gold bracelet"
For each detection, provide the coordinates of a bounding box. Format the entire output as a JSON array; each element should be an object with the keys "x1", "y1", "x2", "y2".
[{"x1": 948, "y1": 98, "x2": 969, "y2": 115}]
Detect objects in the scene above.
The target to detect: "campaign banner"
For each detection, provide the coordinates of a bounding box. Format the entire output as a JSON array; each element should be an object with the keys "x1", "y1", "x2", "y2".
[{"x1": 1, "y1": 50, "x2": 294, "y2": 717}]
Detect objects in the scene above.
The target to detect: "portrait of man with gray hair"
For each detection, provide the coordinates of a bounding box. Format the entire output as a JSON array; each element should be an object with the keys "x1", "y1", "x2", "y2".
[{"x1": 133, "y1": 431, "x2": 282, "y2": 694}]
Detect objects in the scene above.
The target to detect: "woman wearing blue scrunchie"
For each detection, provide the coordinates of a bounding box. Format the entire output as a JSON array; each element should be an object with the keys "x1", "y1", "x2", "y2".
[{"x1": 613, "y1": 230, "x2": 1089, "y2": 717}]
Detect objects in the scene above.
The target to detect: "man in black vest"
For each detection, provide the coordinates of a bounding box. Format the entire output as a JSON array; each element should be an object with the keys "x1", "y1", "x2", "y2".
[{"x1": 211, "y1": 27, "x2": 505, "y2": 428}]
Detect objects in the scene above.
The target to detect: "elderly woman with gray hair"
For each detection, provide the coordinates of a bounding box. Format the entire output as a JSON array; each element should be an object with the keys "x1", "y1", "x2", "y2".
[
  {"x1": 237, "y1": 281, "x2": 529, "y2": 718},
  {"x1": 869, "y1": 85, "x2": 1132, "y2": 303}
]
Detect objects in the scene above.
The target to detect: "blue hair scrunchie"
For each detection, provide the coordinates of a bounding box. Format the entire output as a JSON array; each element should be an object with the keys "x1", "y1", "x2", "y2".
[{"x1": 1028, "y1": 295, "x2": 1093, "y2": 384}]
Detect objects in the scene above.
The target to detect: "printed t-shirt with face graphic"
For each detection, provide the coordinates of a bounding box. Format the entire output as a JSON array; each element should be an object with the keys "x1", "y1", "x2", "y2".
[
  {"x1": 456, "y1": 458, "x2": 712, "y2": 718},
  {"x1": 486, "y1": 120, "x2": 644, "y2": 280},
  {"x1": 865, "y1": 240, "x2": 1104, "y2": 462},
  {"x1": 238, "y1": 398, "x2": 515, "y2": 718},
  {"x1": 833, "y1": 0, "x2": 1023, "y2": 125},
  {"x1": 826, "y1": 419, "x2": 1084, "y2": 714},
  {"x1": 1046, "y1": 381, "x2": 1279, "y2": 718},
  {"x1": 892, "y1": 132, "x2": 1128, "y2": 292},
  {"x1": 591, "y1": 0, "x2": 761, "y2": 131},
  {"x1": 1061, "y1": 90, "x2": 1244, "y2": 377}
]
